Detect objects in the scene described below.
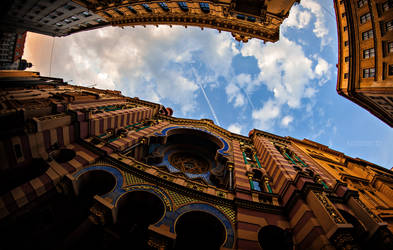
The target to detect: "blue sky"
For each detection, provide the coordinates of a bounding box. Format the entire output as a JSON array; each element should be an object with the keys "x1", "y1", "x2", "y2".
[{"x1": 24, "y1": 0, "x2": 393, "y2": 169}]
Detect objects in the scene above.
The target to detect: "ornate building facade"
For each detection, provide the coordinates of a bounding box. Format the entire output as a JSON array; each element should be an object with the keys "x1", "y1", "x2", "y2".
[
  {"x1": 334, "y1": 0, "x2": 393, "y2": 127},
  {"x1": 73, "y1": 0, "x2": 299, "y2": 42},
  {"x1": 0, "y1": 0, "x2": 109, "y2": 37},
  {"x1": 0, "y1": 70, "x2": 393, "y2": 250}
]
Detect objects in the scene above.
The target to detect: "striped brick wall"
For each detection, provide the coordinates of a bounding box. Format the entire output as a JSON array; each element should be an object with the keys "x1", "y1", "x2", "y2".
[
  {"x1": 253, "y1": 137, "x2": 297, "y2": 195},
  {"x1": 236, "y1": 207, "x2": 290, "y2": 250},
  {"x1": 0, "y1": 143, "x2": 99, "y2": 219},
  {"x1": 87, "y1": 121, "x2": 170, "y2": 155},
  {"x1": 232, "y1": 141, "x2": 251, "y2": 194},
  {"x1": 0, "y1": 124, "x2": 76, "y2": 171},
  {"x1": 68, "y1": 100, "x2": 127, "y2": 111},
  {"x1": 89, "y1": 106, "x2": 153, "y2": 136},
  {"x1": 288, "y1": 199, "x2": 330, "y2": 249},
  {"x1": 108, "y1": 121, "x2": 170, "y2": 152},
  {"x1": 289, "y1": 144, "x2": 336, "y2": 188}
]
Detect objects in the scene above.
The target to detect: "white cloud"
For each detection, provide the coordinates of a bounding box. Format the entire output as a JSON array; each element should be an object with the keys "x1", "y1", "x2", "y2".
[
  {"x1": 241, "y1": 35, "x2": 315, "y2": 108},
  {"x1": 314, "y1": 56, "x2": 331, "y2": 85},
  {"x1": 300, "y1": 0, "x2": 330, "y2": 47},
  {"x1": 25, "y1": 26, "x2": 239, "y2": 116},
  {"x1": 240, "y1": 31, "x2": 335, "y2": 130},
  {"x1": 252, "y1": 99, "x2": 281, "y2": 130},
  {"x1": 228, "y1": 123, "x2": 243, "y2": 134},
  {"x1": 284, "y1": 5, "x2": 312, "y2": 29},
  {"x1": 281, "y1": 115, "x2": 294, "y2": 127},
  {"x1": 226, "y1": 74, "x2": 254, "y2": 108},
  {"x1": 225, "y1": 83, "x2": 245, "y2": 107}
]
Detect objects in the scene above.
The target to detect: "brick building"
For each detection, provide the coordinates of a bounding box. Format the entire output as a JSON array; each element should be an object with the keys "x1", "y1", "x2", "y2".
[{"x1": 0, "y1": 71, "x2": 392, "y2": 249}]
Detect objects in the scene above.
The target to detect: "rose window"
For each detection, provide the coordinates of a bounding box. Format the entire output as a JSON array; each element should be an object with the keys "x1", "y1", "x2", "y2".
[{"x1": 169, "y1": 152, "x2": 209, "y2": 174}]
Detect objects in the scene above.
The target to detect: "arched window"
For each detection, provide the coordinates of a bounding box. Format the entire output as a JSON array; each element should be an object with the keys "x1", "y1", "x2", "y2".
[
  {"x1": 175, "y1": 211, "x2": 226, "y2": 250},
  {"x1": 250, "y1": 169, "x2": 264, "y2": 192},
  {"x1": 116, "y1": 191, "x2": 166, "y2": 249}
]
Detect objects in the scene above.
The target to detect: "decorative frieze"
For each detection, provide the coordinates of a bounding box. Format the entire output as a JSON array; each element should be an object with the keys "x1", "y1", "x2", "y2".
[{"x1": 315, "y1": 192, "x2": 345, "y2": 224}]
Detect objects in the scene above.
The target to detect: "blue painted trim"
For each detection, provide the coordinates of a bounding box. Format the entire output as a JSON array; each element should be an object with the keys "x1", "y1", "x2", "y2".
[
  {"x1": 73, "y1": 165, "x2": 124, "y2": 192},
  {"x1": 119, "y1": 184, "x2": 174, "y2": 211},
  {"x1": 159, "y1": 203, "x2": 235, "y2": 248},
  {"x1": 72, "y1": 165, "x2": 125, "y2": 202}
]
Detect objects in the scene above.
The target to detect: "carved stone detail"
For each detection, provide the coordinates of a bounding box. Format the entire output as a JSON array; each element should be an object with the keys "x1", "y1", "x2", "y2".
[{"x1": 315, "y1": 192, "x2": 345, "y2": 224}]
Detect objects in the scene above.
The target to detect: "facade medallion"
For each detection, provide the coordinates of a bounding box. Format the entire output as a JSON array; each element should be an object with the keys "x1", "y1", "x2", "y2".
[{"x1": 169, "y1": 152, "x2": 209, "y2": 174}]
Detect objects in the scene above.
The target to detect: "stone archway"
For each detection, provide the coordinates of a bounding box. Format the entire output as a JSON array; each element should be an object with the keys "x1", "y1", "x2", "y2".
[
  {"x1": 258, "y1": 225, "x2": 293, "y2": 250},
  {"x1": 115, "y1": 191, "x2": 166, "y2": 249},
  {"x1": 62, "y1": 167, "x2": 120, "y2": 250},
  {"x1": 76, "y1": 170, "x2": 117, "y2": 198},
  {"x1": 174, "y1": 211, "x2": 226, "y2": 250},
  {"x1": 116, "y1": 190, "x2": 166, "y2": 227}
]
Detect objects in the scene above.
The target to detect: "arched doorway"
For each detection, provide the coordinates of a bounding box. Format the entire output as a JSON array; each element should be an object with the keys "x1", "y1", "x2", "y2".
[
  {"x1": 258, "y1": 225, "x2": 293, "y2": 250},
  {"x1": 115, "y1": 191, "x2": 166, "y2": 249},
  {"x1": 62, "y1": 169, "x2": 118, "y2": 250},
  {"x1": 77, "y1": 170, "x2": 117, "y2": 198},
  {"x1": 174, "y1": 211, "x2": 226, "y2": 250}
]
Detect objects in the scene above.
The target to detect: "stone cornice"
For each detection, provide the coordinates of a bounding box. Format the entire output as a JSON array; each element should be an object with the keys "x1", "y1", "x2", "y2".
[
  {"x1": 157, "y1": 115, "x2": 251, "y2": 143},
  {"x1": 249, "y1": 129, "x2": 289, "y2": 144}
]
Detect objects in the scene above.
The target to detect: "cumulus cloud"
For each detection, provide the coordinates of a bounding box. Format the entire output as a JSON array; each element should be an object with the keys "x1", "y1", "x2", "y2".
[
  {"x1": 314, "y1": 56, "x2": 331, "y2": 86},
  {"x1": 300, "y1": 0, "x2": 330, "y2": 47},
  {"x1": 241, "y1": 35, "x2": 315, "y2": 108},
  {"x1": 252, "y1": 99, "x2": 281, "y2": 130},
  {"x1": 284, "y1": 5, "x2": 312, "y2": 29},
  {"x1": 227, "y1": 123, "x2": 243, "y2": 134},
  {"x1": 25, "y1": 26, "x2": 238, "y2": 116},
  {"x1": 225, "y1": 83, "x2": 245, "y2": 107},
  {"x1": 281, "y1": 115, "x2": 294, "y2": 127},
  {"x1": 225, "y1": 74, "x2": 254, "y2": 108},
  {"x1": 239, "y1": 30, "x2": 333, "y2": 130}
]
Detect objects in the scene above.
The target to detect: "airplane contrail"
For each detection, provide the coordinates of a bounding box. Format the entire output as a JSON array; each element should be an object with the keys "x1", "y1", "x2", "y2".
[{"x1": 192, "y1": 69, "x2": 221, "y2": 126}]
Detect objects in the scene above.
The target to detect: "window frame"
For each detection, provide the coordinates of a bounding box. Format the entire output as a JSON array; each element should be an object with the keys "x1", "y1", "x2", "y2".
[
  {"x1": 363, "y1": 47, "x2": 375, "y2": 58},
  {"x1": 358, "y1": 0, "x2": 368, "y2": 8},
  {"x1": 178, "y1": 2, "x2": 189, "y2": 11},
  {"x1": 360, "y1": 12, "x2": 371, "y2": 24},
  {"x1": 363, "y1": 68, "x2": 375, "y2": 78},
  {"x1": 386, "y1": 20, "x2": 393, "y2": 32},
  {"x1": 383, "y1": 0, "x2": 393, "y2": 11},
  {"x1": 158, "y1": 2, "x2": 169, "y2": 11},
  {"x1": 362, "y1": 29, "x2": 374, "y2": 40}
]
